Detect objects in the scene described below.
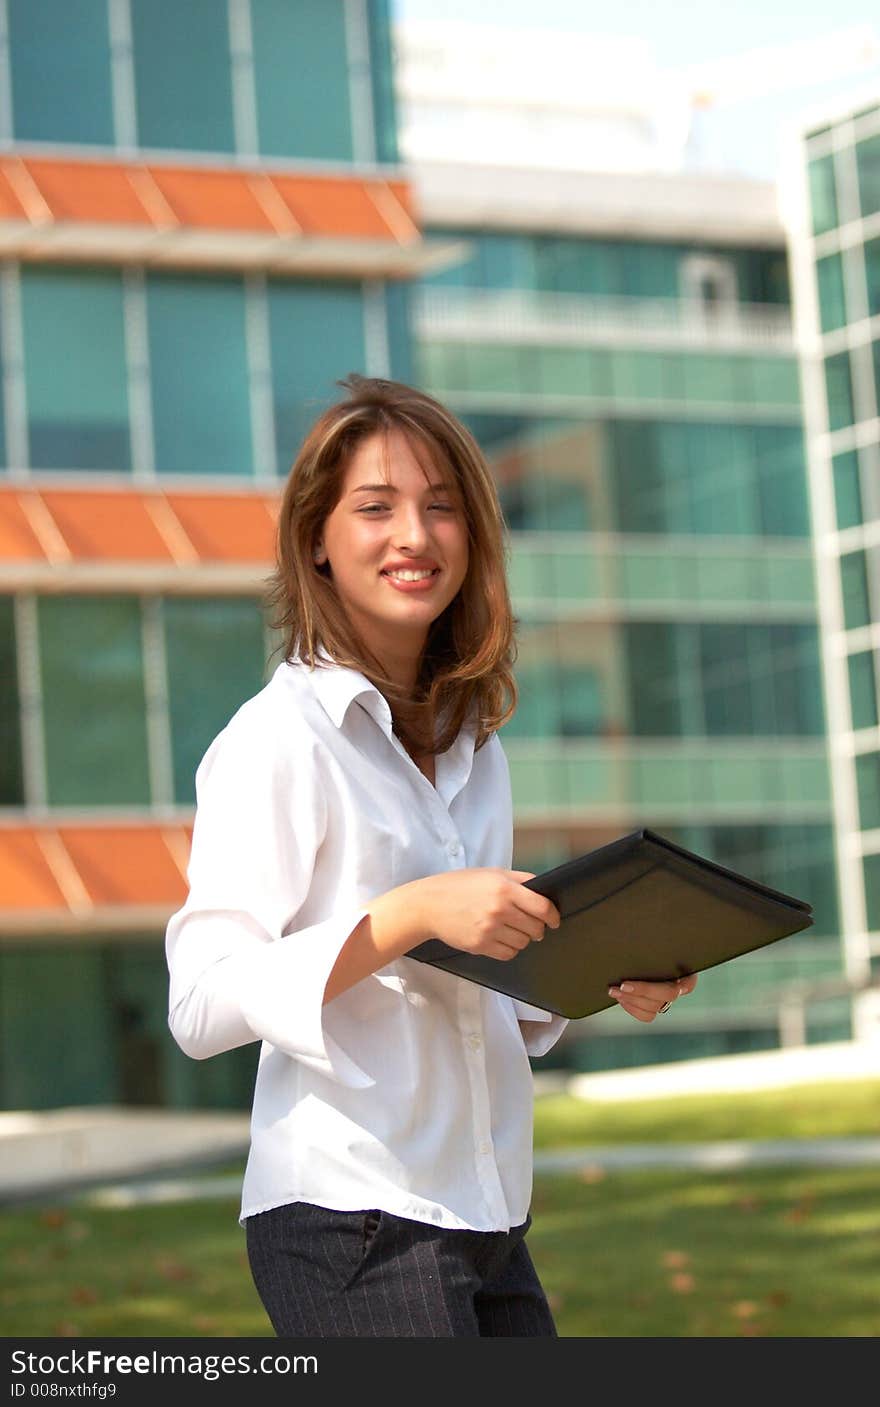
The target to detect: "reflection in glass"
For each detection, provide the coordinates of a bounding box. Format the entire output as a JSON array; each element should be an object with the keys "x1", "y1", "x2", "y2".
[
  {"x1": 848, "y1": 650, "x2": 878, "y2": 731},
  {"x1": 8, "y1": 0, "x2": 114, "y2": 145},
  {"x1": 816, "y1": 252, "x2": 847, "y2": 332},
  {"x1": 147, "y1": 275, "x2": 252, "y2": 476},
  {"x1": 21, "y1": 268, "x2": 131, "y2": 471},
  {"x1": 856, "y1": 752, "x2": 880, "y2": 830},
  {"x1": 251, "y1": 0, "x2": 353, "y2": 160},
  {"x1": 131, "y1": 0, "x2": 234, "y2": 152},
  {"x1": 268, "y1": 280, "x2": 366, "y2": 473},
  {"x1": 165, "y1": 598, "x2": 269, "y2": 804},
  {"x1": 824, "y1": 351, "x2": 855, "y2": 432},
  {"x1": 809, "y1": 153, "x2": 839, "y2": 235},
  {"x1": 38, "y1": 597, "x2": 150, "y2": 805},
  {"x1": 0, "y1": 597, "x2": 24, "y2": 805},
  {"x1": 856, "y1": 134, "x2": 880, "y2": 221},
  {"x1": 832, "y1": 450, "x2": 862, "y2": 530},
  {"x1": 840, "y1": 550, "x2": 871, "y2": 630}
]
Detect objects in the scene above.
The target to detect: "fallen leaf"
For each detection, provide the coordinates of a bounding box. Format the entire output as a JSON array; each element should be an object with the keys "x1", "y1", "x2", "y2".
[
  {"x1": 70, "y1": 1286, "x2": 98, "y2": 1306},
  {"x1": 155, "y1": 1257, "x2": 194, "y2": 1283},
  {"x1": 669, "y1": 1273, "x2": 695, "y2": 1294},
  {"x1": 578, "y1": 1164, "x2": 606, "y2": 1184},
  {"x1": 662, "y1": 1250, "x2": 690, "y2": 1269},
  {"x1": 39, "y1": 1209, "x2": 67, "y2": 1229},
  {"x1": 731, "y1": 1301, "x2": 759, "y2": 1319}
]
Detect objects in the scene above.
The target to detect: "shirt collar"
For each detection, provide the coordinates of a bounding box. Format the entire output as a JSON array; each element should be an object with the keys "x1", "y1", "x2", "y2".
[
  {"x1": 289, "y1": 647, "x2": 478, "y2": 747},
  {"x1": 291, "y1": 647, "x2": 394, "y2": 735}
]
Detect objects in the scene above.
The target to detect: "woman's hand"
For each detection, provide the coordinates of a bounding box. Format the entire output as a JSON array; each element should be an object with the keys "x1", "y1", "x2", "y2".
[
  {"x1": 332, "y1": 869, "x2": 559, "y2": 1004},
  {"x1": 411, "y1": 868, "x2": 561, "y2": 960},
  {"x1": 607, "y1": 973, "x2": 699, "y2": 1022}
]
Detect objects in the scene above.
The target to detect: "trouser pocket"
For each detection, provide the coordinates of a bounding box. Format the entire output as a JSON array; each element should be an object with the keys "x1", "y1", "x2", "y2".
[{"x1": 362, "y1": 1209, "x2": 382, "y2": 1257}]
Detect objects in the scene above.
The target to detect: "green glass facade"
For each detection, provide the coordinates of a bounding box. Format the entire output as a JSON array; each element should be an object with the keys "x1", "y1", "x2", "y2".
[
  {"x1": 0, "y1": 271, "x2": 381, "y2": 481},
  {"x1": 7, "y1": 0, "x2": 115, "y2": 146},
  {"x1": 21, "y1": 268, "x2": 131, "y2": 472},
  {"x1": 4, "y1": 0, "x2": 399, "y2": 164},
  {"x1": 796, "y1": 99, "x2": 880, "y2": 1012},
  {"x1": 0, "y1": 0, "x2": 414, "y2": 1112},
  {"x1": 417, "y1": 223, "x2": 843, "y2": 1071}
]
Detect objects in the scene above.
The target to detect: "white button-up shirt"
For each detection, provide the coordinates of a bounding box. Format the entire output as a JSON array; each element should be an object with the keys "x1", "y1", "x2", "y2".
[{"x1": 165, "y1": 655, "x2": 568, "y2": 1231}]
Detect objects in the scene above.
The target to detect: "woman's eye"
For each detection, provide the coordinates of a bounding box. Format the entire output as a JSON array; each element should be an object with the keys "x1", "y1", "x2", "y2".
[
  {"x1": 358, "y1": 504, "x2": 388, "y2": 514},
  {"x1": 430, "y1": 502, "x2": 456, "y2": 512}
]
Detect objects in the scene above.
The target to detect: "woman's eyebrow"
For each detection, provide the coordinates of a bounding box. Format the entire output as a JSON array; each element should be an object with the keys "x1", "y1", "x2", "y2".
[{"x1": 348, "y1": 481, "x2": 454, "y2": 496}]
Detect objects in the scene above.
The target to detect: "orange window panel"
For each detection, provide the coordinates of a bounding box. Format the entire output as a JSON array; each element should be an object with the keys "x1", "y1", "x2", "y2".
[
  {"x1": 0, "y1": 831, "x2": 68, "y2": 912},
  {"x1": 38, "y1": 490, "x2": 178, "y2": 563},
  {"x1": 0, "y1": 491, "x2": 47, "y2": 561},
  {"x1": 271, "y1": 175, "x2": 397, "y2": 240},
  {"x1": 0, "y1": 164, "x2": 30, "y2": 220},
  {"x1": 58, "y1": 825, "x2": 190, "y2": 908},
  {"x1": 165, "y1": 492, "x2": 278, "y2": 563},
  {"x1": 148, "y1": 165, "x2": 276, "y2": 232},
  {"x1": 23, "y1": 158, "x2": 154, "y2": 226}
]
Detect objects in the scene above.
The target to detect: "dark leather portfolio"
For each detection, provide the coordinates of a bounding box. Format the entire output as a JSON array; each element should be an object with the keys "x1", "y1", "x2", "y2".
[{"x1": 405, "y1": 827, "x2": 815, "y2": 1019}]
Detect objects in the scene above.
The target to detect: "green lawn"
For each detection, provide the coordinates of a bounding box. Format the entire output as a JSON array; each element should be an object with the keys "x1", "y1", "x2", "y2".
[
  {"x1": 531, "y1": 1077, "x2": 880, "y2": 1148},
  {"x1": 2, "y1": 1079, "x2": 878, "y2": 1338}
]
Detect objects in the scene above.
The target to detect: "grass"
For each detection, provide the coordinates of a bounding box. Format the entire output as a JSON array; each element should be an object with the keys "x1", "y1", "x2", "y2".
[
  {"x1": 1, "y1": 1079, "x2": 878, "y2": 1338},
  {"x1": 531, "y1": 1077, "x2": 880, "y2": 1148}
]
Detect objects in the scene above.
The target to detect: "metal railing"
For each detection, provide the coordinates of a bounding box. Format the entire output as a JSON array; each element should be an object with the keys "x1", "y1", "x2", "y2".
[{"x1": 415, "y1": 286, "x2": 795, "y2": 351}]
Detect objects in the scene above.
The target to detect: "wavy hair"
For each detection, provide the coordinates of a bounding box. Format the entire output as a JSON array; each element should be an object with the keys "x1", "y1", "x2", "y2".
[{"x1": 264, "y1": 374, "x2": 518, "y2": 757}]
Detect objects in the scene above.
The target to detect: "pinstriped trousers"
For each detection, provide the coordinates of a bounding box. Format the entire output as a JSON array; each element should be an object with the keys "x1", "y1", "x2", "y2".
[{"x1": 245, "y1": 1200, "x2": 558, "y2": 1338}]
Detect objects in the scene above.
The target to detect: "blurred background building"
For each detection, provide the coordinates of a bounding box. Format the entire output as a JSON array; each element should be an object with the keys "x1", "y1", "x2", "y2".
[
  {"x1": 783, "y1": 88, "x2": 880, "y2": 1043},
  {"x1": 0, "y1": 2, "x2": 876, "y2": 1112}
]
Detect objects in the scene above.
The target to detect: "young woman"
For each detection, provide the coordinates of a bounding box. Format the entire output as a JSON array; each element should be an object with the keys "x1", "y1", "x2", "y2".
[{"x1": 165, "y1": 375, "x2": 695, "y2": 1338}]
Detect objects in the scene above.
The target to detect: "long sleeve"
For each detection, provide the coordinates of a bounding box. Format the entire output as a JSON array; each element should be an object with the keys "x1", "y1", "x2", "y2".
[{"x1": 165, "y1": 707, "x2": 374, "y2": 1089}]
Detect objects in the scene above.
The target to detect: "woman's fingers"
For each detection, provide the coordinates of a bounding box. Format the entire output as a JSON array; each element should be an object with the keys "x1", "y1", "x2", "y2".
[
  {"x1": 608, "y1": 975, "x2": 697, "y2": 1022},
  {"x1": 505, "y1": 872, "x2": 562, "y2": 933},
  {"x1": 422, "y1": 867, "x2": 561, "y2": 958}
]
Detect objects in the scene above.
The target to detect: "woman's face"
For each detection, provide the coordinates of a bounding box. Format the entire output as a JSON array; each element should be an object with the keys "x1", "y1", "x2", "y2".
[{"x1": 318, "y1": 428, "x2": 470, "y2": 671}]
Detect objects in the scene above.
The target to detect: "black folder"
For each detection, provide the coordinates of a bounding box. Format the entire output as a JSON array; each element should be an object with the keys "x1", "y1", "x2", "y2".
[{"x1": 405, "y1": 827, "x2": 815, "y2": 1019}]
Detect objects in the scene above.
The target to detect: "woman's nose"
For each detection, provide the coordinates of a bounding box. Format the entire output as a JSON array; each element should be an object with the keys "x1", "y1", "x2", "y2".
[{"x1": 393, "y1": 506, "x2": 432, "y2": 547}]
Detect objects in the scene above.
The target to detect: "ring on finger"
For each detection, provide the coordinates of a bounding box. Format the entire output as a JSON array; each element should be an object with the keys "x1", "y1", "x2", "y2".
[{"x1": 657, "y1": 999, "x2": 673, "y2": 1014}]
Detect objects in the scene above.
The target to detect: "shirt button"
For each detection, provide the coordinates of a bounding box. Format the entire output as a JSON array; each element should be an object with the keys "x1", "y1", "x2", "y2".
[
  {"x1": 478, "y1": 1141, "x2": 492, "y2": 1156},
  {"x1": 447, "y1": 840, "x2": 461, "y2": 857},
  {"x1": 466, "y1": 1034, "x2": 482, "y2": 1051}
]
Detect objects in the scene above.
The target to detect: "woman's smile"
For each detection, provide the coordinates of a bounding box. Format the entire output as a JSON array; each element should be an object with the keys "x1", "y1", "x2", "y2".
[{"x1": 381, "y1": 567, "x2": 441, "y2": 591}]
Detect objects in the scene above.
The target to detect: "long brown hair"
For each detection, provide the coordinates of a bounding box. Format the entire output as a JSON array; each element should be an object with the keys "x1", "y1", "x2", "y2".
[{"x1": 264, "y1": 374, "x2": 518, "y2": 756}]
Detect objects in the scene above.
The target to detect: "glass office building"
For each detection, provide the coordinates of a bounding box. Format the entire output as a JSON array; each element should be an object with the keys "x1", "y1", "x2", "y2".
[
  {"x1": 0, "y1": 5, "x2": 855, "y2": 1112},
  {"x1": 784, "y1": 91, "x2": 880, "y2": 1043},
  {"x1": 409, "y1": 157, "x2": 844, "y2": 1073},
  {"x1": 0, "y1": 0, "x2": 456, "y2": 1110}
]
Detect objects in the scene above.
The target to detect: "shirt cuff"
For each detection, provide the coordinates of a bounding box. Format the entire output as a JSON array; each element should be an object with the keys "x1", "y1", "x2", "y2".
[
  {"x1": 511, "y1": 1000, "x2": 570, "y2": 1059},
  {"x1": 237, "y1": 907, "x2": 376, "y2": 1089},
  {"x1": 511, "y1": 998, "x2": 553, "y2": 1024}
]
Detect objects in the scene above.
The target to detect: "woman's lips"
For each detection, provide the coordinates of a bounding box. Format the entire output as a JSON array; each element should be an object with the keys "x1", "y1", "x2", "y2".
[{"x1": 381, "y1": 569, "x2": 440, "y2": 593}]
